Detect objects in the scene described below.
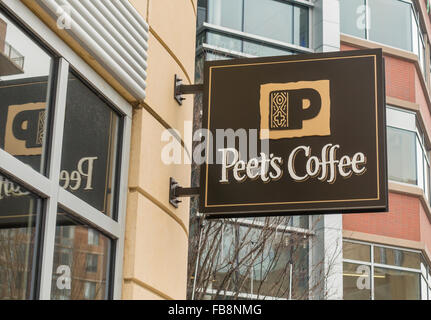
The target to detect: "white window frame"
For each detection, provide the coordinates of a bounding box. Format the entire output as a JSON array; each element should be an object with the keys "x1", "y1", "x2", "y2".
[
  {"x1": 386, "y1": 106, "x2": 430, "y2": 197},
  {"x1": 196, "y1": 0, "x2": 314, "y2": 58},
  {"x1": 0, "y1": 0, "x2": 132, "y2": 300},
  {"x1": 343, "y1": 239, "x2": 431, "y2": 300}
]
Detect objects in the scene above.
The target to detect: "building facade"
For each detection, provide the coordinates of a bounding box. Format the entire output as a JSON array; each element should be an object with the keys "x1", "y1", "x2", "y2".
[
  {"x1": 192, "y1": 0, "x2": 431, "y2": 300},
  {"x1": 1, "y1": 0, "x2": 431, "y2": 301},
  {"x1": 0, "y1": 0, "x2": 196, "y2": 300}
]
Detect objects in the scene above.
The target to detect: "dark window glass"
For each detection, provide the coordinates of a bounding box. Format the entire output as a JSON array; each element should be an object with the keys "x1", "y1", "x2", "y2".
[
  {"x1": 374, "y1": 246, "x2": 421, "y2": 269},
  {"x1": 51, "y1": 212, "x2": 111, "y2": 300},
  {"x1": 340, "y1": 0, "x2": 367, "y2": 39},
  {"x1": 197, "y1": 0, "x2": 208, "y2": 27},
  {"x1": 0, "y1": 10, "x2": 53, "y2": 174},
  {"x1": 293, "y1": 5, "x2": 309, "y2": 47},
  {"x1": 0, "y1": 173, "x2": 43, "y2": 299},
  {"x1": 387, "y1": 126, "x2": 417, "y2": 185},
  {"x1": 60, "y1": 72, "x2": 121, "y2": 218},
  {"x1": 374, "y1": 267, "x2": 420, "y2": 300},
  {"x1": 343, "y1": 262, "x2": 371, "y2": 300},
  {"x1": 86, "y1": 254, "x2": 98, "y2": 273},
  {"x1": 368, "y1": 0, "x2": 412, "y2": 51}
]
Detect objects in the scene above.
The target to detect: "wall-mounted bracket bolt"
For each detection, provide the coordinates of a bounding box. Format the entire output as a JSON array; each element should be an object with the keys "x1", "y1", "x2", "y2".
[
  {"x1": 174, "y1": 74, "x2": 204, "y2": 106},
  {"x1": 169, "y1": 177, "x2": 200, "y2": 208}
]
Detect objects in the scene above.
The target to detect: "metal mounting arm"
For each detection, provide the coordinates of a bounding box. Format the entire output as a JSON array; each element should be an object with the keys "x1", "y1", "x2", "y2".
[
  {"x1": 174, "y1": 74, "x2": 204, "y2": 105},
  {"x1": 169, "y1": 177, "x2": 200, "y2": 208}
]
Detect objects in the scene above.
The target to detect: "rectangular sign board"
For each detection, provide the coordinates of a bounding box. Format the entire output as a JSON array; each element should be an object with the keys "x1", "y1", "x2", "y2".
[{"x1": 199, "y1": 49, "x2": 387, "y2": 218}]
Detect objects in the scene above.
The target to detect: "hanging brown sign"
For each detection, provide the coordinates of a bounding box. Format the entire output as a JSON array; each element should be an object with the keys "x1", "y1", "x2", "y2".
[{"x1": 199, "y1": 49, "x2": 388, "y2": 218}]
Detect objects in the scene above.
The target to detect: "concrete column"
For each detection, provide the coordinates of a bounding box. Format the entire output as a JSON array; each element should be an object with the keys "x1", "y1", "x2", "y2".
[{"x1": 310, "y1": 0, "x2": 343, "y2": 300}]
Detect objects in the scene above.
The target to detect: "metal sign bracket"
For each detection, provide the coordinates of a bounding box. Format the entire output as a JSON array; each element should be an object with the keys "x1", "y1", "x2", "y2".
[
  {"x1": 174, "y1": 74, "x2": 204, "y2": 105},
  {"x1": 169, "y1": 177, "x2": 200, "y2": 208}
]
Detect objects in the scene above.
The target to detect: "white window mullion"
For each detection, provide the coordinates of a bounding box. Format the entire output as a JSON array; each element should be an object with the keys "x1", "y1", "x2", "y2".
[
  {"x1": 112, "y1": 115, "x2": 132, "y2": 299},
  {"x1": 57, "y1": 188, "x2": 121, "y2": 239},
  {"x1": 39, "y1": 58, "x2": 69, "y2": 300},
  {"x1": 0, "y1": 149, "x2": 52, "y2": 197},
  {"x1": 370, "y1": 243, "x2": 375, "y2": 300}
]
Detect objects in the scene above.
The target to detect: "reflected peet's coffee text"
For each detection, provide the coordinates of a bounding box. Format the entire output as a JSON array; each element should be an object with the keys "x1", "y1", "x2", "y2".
[{"x1": 0, "y1": 156, "x2": 98, "y2": 199}]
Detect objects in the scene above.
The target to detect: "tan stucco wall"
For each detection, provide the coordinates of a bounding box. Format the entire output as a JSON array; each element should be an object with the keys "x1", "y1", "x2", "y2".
[{"x1": 123, "y1": 0, "x2": 196, "y2": 300}]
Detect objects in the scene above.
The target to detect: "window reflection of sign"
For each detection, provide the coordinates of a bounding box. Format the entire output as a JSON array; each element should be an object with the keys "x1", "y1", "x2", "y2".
[
  {"x1": 4, "y1": 103, "x2": 46, "y2": 156},
  {"x1": 0, "y1": 176, "x2": 30, "y2": 199},
  {"x1": 0, "y1": 76, "x2": 118, "y2": 225}
]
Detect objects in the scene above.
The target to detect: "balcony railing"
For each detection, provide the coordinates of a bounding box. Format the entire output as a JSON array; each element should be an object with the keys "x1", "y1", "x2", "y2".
[{"x1": 1, "y1": 41, "x2": 24, "y2": 70}]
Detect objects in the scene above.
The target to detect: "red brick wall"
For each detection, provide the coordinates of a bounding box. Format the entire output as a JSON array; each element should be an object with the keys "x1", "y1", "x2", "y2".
[
  {"x1": 420, "y1": 204, "x2": 431, "y2": 252},
  {"x1": 343, "y1": 193, "x2": 421, "y2": 241},
  {"x1": 341, "y1": 38, "x2": 431, "y2": 254},
  {"x1": 341, "y1": 44, "x2": 416, "y2": 102},
  {"x1": 384, "y1": 55, "x2": 416, "y2": 102},
  {"x1": 415, "y1": 71, "x2": 431, "y2": 142}
]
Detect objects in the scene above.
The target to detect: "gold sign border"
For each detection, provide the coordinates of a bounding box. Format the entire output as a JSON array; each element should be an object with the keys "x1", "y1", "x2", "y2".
[{"x1": 204, "y1": 54, "x2": 380, "y2": 209}]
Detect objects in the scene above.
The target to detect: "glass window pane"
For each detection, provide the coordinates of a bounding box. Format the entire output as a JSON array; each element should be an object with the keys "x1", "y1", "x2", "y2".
[
  {"x1": 425, "y1": 162, "x2": 430, "y2": 201},
  {"x1": 244, "y1": 0, "x2": 294, "y2": 44},
  {"x1": 290, "y1": 215, "x2": 309, "y2": 229},
  {"x1": 386, "y1": 107, "x2": 416, "y2": 132},
  {"x1": 411, "y1": 10, "x2": 419, "y2": 55},
  {"x1": 208, "y1": 0, "x2": 243, "y2": 31},
  {"x1": 213, "y1": 223, "x2": 239, "y2": 297},
  {"x1": 340, "y1": 0, "x2": 367, "y2": 39},
  {"x1": 343, "y1": 262, "x2": 371, "y2": 300},
  {"x1": 206, "y1": 31, "x2": 242, "y2": 53},
  {"x1": 374, "y1": 246, "x2": 421, "y2": 269},
  {"x1": 419, "y1": 37, "x2": 426, "y2": 72},
  {"x1": 51, "y1": 211, "x2": 111, "y2": 300},
  {"x1": 60, "y1": 72, "x2": 121, "y2": 217},
  {"x1": 197, "y1": 0, "x2": 207, "y2": 28},
  {"x1": 0, "y1": 11, "x2": 53, "y2": 174},
  {"x1": 368, "y1": 0, "x2": 412, "y2": 51},
  {"x1": 252, "y1": 232, "x2": 309, "y2": 299},
  {"x1": 293, "y1": 5, "x2": 309, "y2": 47},
  {"x1": 387, "y1": 126, "x2": 417, "y2": 185},
  {"x1": 343, "y1": 241, "x2": 371, "y2": 262},
  {"x1": 374, "y1": 267, "x2": 420, "y2": 300},
  {"x1": 421, "y1": 276, "x2": 428, "y2": 300},
  {"x1": 0, "y1": 173, "x2": 43, "y2": 299},
  {"x1": 417, "y1": 137, "x2": 424, "y2": 189},
  {"x1": 242, "y1": 40, "x2": 293, "y2": 57}
]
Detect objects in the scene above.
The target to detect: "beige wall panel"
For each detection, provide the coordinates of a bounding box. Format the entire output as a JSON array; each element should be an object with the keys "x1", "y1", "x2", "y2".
[
  {"x1": 147, "y1": 0, "x2": 196, "y2": 80},
  {"x1": 123, "y1": 188, "x2": 139, "y2": 279},
  {"x1": 128, "y1": 0, "x2": 148, "y2": 21},
  {"x1": 144, "y1": 33, "x2": 194, "y2": 140},
  {"x1": 128, "y1": 108, "x2": 191, "y2": 231},
  {"x1": 123, "y1": 281, "x2": 164, "y2": 300},
  {"x1": 125, "y1": 191, "x2": 189, "y2": 299}
]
